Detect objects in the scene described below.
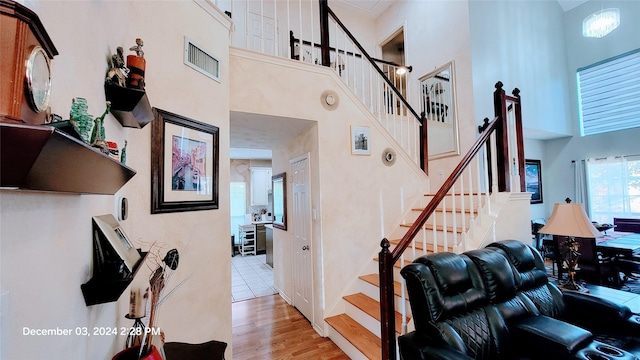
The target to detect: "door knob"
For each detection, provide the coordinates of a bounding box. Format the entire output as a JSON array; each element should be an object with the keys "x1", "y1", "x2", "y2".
[{"x1": 302, "y1": 245, "x2": 309, "y2": 251}]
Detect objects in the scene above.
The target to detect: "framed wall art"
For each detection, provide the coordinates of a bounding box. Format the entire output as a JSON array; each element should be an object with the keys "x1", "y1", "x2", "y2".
[
  {"x1": 151, "y1": 108, "x2": 219, "y2": 214},
  {"x1": 525, "y1": 159, "x2": 543, "y2": 204},
  {"x1": 351, "y1": 125, "x2": 371, "y2": 155}
]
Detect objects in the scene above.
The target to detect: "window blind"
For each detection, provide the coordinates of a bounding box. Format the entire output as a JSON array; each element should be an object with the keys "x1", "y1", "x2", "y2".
[{"x1": 577, "y1": 48, "x2": 640, "y2": 136}]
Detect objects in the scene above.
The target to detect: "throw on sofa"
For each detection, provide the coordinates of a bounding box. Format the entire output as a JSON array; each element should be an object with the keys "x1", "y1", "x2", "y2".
[{"x1": 399, "y1": 239, "x2": 640, "y2": 360}]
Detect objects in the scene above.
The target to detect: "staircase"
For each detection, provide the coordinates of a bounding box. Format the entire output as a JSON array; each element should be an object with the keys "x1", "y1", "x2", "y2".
[{"x1": 324, "y1": 192, "x2": 487, "y2": 359}]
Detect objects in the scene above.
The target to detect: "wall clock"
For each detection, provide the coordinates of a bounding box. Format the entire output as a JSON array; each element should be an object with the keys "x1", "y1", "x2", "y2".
[
  {"x1": 25, "y1": 46, "x2": 52, "y2": 113},
  {"x1": 1, "y1": 0, "x2": 58, "y2": 124}
]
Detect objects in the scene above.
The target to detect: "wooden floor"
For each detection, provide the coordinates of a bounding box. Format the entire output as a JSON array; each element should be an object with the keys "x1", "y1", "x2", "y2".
[{"x1": 232, "y1": 294, "x2": 350, "y2": 360}]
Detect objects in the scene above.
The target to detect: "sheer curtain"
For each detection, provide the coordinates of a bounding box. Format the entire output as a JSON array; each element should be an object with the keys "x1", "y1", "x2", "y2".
[
  {"x1": 584, "y1": 155, "x2": 640, "y2": 224},
  {"x1": 573, "y1": 159, "x2": 589, "y2": 214}
]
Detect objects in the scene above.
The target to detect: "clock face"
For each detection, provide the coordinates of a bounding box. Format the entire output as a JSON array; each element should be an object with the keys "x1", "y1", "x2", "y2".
[{"x1": 25, "y1": 46, "x2": 52, "y2": 113}]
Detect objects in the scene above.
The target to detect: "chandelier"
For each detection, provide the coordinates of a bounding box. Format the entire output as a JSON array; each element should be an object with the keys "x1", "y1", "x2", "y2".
[{"x1": 582, "y1": 8, "x2": 620, "y2": 38}]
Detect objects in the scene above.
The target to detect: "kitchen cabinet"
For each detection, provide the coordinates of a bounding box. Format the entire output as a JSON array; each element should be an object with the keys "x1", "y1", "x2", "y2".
[{"x1": 250, "y1": 167, "x2": 271, "y2": 206}]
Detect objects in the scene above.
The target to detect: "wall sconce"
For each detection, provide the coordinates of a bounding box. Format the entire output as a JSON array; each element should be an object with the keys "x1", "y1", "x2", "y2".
[{"x1": 396, "y1": 65, "x2": 412, "y2": 75}]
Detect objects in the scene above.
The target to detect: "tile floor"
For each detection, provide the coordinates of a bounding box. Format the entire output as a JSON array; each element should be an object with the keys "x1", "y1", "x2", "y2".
[{"x1": 231, "y1": 254, "x2": 277, "y2": 302}]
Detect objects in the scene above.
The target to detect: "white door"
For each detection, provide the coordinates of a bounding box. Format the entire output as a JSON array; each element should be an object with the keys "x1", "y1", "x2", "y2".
[
  {"x1": 248, "y1": 12, "x2": 277, "y2": 56},
  {"x1": 291, "y1": 154, "x2": 313, "y2": 321}
]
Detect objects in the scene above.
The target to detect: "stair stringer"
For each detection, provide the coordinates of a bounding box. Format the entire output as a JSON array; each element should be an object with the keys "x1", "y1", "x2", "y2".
[
  {"x1": 455, "y1": 191, "x2": 533, "y2": 252},
  {"x1": 322, "y1": 181, "x2": 430, "y2": 321}
]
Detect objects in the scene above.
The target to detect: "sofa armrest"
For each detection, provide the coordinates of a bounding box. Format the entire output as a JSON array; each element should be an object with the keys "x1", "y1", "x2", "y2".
[
  {"x1": 398, "y1": 332, "x2": 473, "y2": 360},
  {"x1": 512, "y1": 315, "x2": 592, "y2": 357},
  {"x1": 562, "y1": 290, "x2": 635, "y2": 331}
]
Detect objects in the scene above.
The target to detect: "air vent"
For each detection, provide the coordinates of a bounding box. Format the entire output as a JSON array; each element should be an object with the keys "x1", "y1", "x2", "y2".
[{"x1": 184, "y1": 37, "x2": 220, "y2": 82}]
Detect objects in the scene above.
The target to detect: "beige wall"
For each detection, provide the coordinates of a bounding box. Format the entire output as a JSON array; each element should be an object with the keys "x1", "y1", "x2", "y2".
[
  {"x1": 230, "y1": 49, "x2": 428, "y2": 333},
  {"x1": 1, "y1": 1, "x2": 232, "y2": 359},
  {"x1": 372, "y1": 0, "x2": 475, "y2": 190}
]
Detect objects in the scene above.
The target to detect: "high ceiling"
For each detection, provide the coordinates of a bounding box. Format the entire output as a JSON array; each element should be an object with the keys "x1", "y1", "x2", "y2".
[
  {"x1": 329, "y1": 0, "x2": 588, "y2": 16},
  {"x1": 230, "y1": 0, "x2": 589, "y2": 159}
]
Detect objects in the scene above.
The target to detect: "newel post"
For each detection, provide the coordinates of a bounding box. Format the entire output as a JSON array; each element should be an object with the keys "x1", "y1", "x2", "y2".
[
  {"x1": 512, "y1": 88, "x2": 525, "y2": 192},
  {"x1": 493, "y1": 81, "x2": 510, "y2": 192},
  {"x1": 319, "y1": 0, "x2": 331, "y2": 67},
  {"x1": 478, "y1": 117, "x2": 493, "y2": 193},
  {"x1": 379, "y1": 238, "x2": 396, "y2": 360},
  {"x1": 419, "y1": 111, "x2": 428, "y2": 175}
]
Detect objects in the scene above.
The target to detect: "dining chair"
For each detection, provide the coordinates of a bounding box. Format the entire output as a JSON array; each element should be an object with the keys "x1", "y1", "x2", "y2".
[
  {"x1": 532, "y1": 219, "x2": 561, "y2": 276},
  {"x1": 575, "y1": 237, "x2": 620, "y2": 287}
]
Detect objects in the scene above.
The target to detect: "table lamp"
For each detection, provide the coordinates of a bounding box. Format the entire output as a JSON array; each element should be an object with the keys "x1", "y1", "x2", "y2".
[{"x1": 539, "y1": 198, "x2": 602, "y2": 292}]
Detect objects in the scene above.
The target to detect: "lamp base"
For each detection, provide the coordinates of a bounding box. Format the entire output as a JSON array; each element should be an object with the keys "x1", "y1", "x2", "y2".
[{"x1": 558, "y1": 278, "x2": 589, "y2": 293}]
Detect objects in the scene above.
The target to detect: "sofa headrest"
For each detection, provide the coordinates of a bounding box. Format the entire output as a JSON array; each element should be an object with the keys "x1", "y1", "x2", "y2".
[
  {"x1": 465, "y1": 248, "x2": 518, "y2": 304},
  {"x1": 407, "y1": 252, "x2": 487, "y2": 322},
  {"x1": 487, "y1": 240, "x2": 548, "y2": 291}
]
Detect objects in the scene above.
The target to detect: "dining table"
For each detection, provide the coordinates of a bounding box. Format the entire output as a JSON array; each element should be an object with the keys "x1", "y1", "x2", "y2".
[{"x1": 597, "y1": 232, "x2": 640, "y2": 257}]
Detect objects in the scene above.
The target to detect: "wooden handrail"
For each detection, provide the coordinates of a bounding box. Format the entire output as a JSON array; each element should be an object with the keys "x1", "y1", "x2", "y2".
[
  {"x1": 325, "y1": 7, "x2": 423, "y2": 124},
  {"x1": 390, "y1": 116, "x2": 500, "y2": 262}
]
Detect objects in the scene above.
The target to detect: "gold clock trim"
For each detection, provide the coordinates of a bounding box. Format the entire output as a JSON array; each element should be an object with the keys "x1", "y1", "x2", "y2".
[{"x1": 25, "y1": 46, "x2": 52, "y2": 113}]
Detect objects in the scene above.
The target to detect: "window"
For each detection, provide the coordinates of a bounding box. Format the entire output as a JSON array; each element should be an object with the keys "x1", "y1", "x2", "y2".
[
  {"x1": 586, "y1": 156, "x2": 640, "y2": 224},
  {"x1": 577, "y1": 48, "x2": 640, "y2": 136},
  {"x1": 230, "y1": 182, "x2": 247, "y2": 241}
]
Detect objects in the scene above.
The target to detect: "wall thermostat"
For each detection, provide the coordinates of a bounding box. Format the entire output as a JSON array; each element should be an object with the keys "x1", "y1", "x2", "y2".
[{"x1": 118, "y1": 197, "x2": 128, "y2": 221}]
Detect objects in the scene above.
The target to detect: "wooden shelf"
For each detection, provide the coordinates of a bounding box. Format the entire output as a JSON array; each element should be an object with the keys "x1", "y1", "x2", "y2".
[
  {"x1": 0, "y1": 121, "x2": 136, "y2": 194},
  {"x1": 105, "y1": 82, "x2": 153, "y2": 128}
]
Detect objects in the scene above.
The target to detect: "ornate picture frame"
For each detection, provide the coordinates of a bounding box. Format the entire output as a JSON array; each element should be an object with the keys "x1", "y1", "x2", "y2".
[{"x1": 151, "y1": 108, "x2": 219, "y2": 214}]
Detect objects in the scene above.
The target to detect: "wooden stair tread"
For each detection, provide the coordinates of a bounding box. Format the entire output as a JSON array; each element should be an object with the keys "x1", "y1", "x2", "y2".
[
  {"x1": 326, "y1": 314, "x2": 381, "y2": 360},
  {"x1": 359, "y1": 274, "x2": 405, "y2": 297},
  {"x1": 389, "y1": 239, "x2": 452, "y2": 253},
  {"x1": 344, "y1": 292, "x2": 409, "y2": 333},
  {"x1": 400, "y1": 223, "x2": 464, "y2": 233},
  {"x1": 424, "y1": 192, "x2": 482, "y2": 196},
  {"x1": 411, "y1": 207, "x2": 478, "y2": 214}
]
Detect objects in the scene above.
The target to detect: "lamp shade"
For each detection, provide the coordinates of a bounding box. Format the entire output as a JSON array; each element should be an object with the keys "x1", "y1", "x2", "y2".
[{"x1": 539, "y1": 203, "x2": 602, "y2": 238}]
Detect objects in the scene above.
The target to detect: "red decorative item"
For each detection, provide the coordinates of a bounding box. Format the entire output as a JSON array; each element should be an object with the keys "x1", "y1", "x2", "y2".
[
  {"x1": 112, "y1": 345, "x2": 162, "y2": 360},
  {"x1": 126, "y1": 38, "x2": 145, "y2": 89},
  {"x1": 126, "y1": 55, "x2": 145, "y2": 89}
]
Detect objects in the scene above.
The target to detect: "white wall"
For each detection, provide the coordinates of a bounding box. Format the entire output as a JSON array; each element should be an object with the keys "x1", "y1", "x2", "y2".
[
  {"x1": 469, "y1": 0, "x2": 573, "y2": 139},
  {"x1": 1, "y1": 1, "x2": 232, "y2": 359},
  {"x1": 543, "y1": 0, "x2": 640, "y2": 216},
  {"x1": 523, "y1": 138, "x2": 547, "y2": 220}
]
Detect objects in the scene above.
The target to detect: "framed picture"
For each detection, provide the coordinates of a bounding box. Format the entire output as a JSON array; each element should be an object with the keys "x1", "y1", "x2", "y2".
[
  {"x1": 351, "y1": 125, "x2": 371, "y2": 155},
  {"x1": 525, "y1": 159, "x2": 543, "y2": 204},
  {"x1": 151, "y1": 108, "x2": 219, "y2": 214}
]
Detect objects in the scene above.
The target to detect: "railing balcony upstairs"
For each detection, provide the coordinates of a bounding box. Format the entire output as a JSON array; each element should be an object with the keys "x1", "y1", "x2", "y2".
[{"x1": 216, "y1": 0, "x2": 428, "y2": 171}]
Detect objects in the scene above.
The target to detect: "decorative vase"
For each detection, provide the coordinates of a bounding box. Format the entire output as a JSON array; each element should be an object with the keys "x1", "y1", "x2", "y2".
[
  {"x1": 126, "y1": 55, "x2": 145, "y2": 89},
  {"x1": 69, "y1": 97, "x2": 94, "y2": 144},
  {"x1": 112, "y1": 345, "x2": 162, "y2": 360}
]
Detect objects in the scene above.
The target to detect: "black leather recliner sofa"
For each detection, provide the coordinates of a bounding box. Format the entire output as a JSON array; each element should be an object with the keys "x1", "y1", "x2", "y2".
[{"x1": 399, "y1": 240, "x2": 640, "y2": 360}]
